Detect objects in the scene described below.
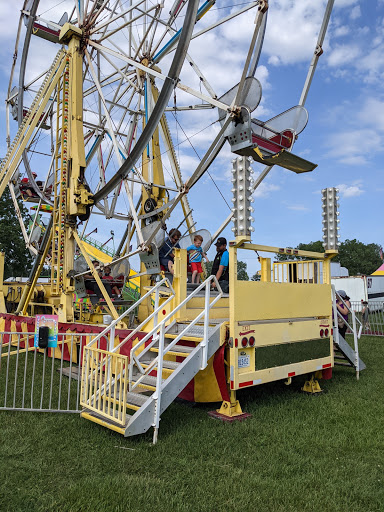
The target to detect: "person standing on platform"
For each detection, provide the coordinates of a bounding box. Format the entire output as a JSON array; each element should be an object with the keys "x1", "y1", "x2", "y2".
[
  {"x1": 186, "y1": 234, "x2": 209, "y2": 284},
  {"x1": 159, "y1": 228, "x2": 181, "y2": 274},
  {"x1": 210, "y1": 237, "x2": 229, "y2": 293}
]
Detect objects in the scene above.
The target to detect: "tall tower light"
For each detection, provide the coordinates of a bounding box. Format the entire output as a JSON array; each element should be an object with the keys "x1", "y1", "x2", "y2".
[
  {"x1": 322, "y1": 187, "x2": 340, "y2": 250},
  {"x1": 231, "y1": 156, "x2": 255, "y2": 240}
]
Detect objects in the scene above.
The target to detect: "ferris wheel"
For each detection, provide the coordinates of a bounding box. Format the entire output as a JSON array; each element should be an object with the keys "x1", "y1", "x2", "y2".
[
  {"x1": 1, "y1": 0, "x2": 336, "y2": 274},
  {"x1": 3, "y1": 0, "x2": 270, "y2": 259}
]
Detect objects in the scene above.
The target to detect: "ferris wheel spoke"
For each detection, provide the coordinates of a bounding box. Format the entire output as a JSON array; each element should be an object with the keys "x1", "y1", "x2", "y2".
[
  {"x1": 84, "y1": 47, "x2": 149, "y2": 237},
  {"x1": 88, "y1": 40, "x2": 166, "y2": 81},
  {"x1": 76, "y1": 0, "x2": 85, "y2": 25},
  {"x1": 185, "y1": 53, "x2": 217, "y2": 99},
  {"x1": 133, "y1": 6, "x2": 163, "y2": 59},
  {"x1": 96, "y1": 145, "x2": 112, "y2": 217},
  {"x1": 87, "y1": 0, "x2": 112, "y2": 27},
  {"x1": 234, "y1": 4, "x2": 267, "y2": 106},
  {"x1": 98, "y1": 4, "x2": 159, "y2": 44},
  {"x1": 96, "y1": 48, "x2": 140, "y2": 92},
  {"x1": 83, "y1": 68, "x2": 136, "y2": 99},
  {"x1": 89, "y1": 0, "x2": 147, "y2": 35},
  {"x1": 191, "y1": 2, "x2": 259, "y2": 41},
  {"x1": 89, "y1": 40, "x2": 231, "y2": 111}
]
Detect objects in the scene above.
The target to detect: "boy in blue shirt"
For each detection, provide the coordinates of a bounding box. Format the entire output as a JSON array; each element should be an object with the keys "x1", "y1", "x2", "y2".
[{"x1": 186, "y1": 234, "x2": 209, "y2": 283}]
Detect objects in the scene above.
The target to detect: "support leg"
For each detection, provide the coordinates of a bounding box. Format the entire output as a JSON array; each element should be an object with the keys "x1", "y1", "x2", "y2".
[
  {"x1": 208, "y1": 390, "x2": 252, "y2": 422},
  {"x1": 301, "y1": 374, "x2": 323, "y2": 394}
]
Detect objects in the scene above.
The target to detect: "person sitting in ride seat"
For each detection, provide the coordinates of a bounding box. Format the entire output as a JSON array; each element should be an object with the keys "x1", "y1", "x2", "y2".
[
  {"x1": 159, "y1": 228, "x2": 181, "y2": 274},
  {"x1": 20, "y1": 172, "x2": 38, "y2": 198},
  {"x1": 84, "y1": 260, "x2": 100, "y2": 295},
  {"x1": 210, "y1": 237, "x2": 229, "y2": 293},
  {"x1": 102, "y1": 265, "x2": 121, "y2": 297},
  {"x1": 186, "y1": 234, "x2": 209, "y2": 284}
]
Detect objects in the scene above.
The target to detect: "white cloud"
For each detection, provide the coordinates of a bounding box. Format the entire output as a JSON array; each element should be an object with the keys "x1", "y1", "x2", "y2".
[
  {"x1": 357, "y1": 98, "x2": 384, "y2": 132},
  {"x1": 333, "y1": 26, "x2": 350, "y2": 37},
  {"x1": 336, "y1": 182, "x2": 364, "y2": 197},
  {"x1": 327, "y1": 44, "x2": 361, "y2": 67},
  {"x1": 252, "y1": 171, "x2": 280, "y2": 198},
  {"x1": 350, "y1": 6, "x2": 361, "y2": 20},
  {"x1": 261, "y1": 1, "x2": 327, "y2": 65},
  {"x1": 334, "y1": 0, "x2": 359, "y2": 7},
  {"x1": 325, "y1": 127, "x2": 384, "y2": 164},
  {"x1": 268, "y1": 55, "x2": 281, "y2": 66}
]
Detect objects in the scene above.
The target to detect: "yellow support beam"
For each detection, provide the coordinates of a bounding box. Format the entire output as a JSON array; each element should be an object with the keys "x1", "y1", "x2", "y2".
[{"x1": 0, "y1": 52, "x2": 67, "y2": 199}]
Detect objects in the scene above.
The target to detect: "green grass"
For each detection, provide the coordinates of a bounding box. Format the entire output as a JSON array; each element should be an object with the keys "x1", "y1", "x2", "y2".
[{"x1": 0, "y1": 335, "x2": 383, "y2": 512}]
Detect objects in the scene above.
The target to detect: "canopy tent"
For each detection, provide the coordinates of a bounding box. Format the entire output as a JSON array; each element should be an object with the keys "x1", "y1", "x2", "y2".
[{"x1": 372, "y1": 263, "x2": 384, "y2": 276}]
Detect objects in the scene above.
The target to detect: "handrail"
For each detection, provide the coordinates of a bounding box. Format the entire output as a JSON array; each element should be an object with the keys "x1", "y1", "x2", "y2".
[
  {"x1": 128, "y1": 275, "x2": 223, "y2": 394},
  {"x1": 85, "y1": 277, "x2": 175, "y2": 349},
  {"x1": 331, "y1": 285, "x2": 361, "y2": 375},
  {"x1": 80, "y1": 234, "x2": 115, "y2": 257}
]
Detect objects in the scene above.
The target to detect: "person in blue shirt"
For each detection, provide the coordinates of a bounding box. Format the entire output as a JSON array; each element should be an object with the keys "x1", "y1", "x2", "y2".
[
  {"x1": 210, "y1": 237, "x2": 229, "y2": 293},
  {"x1": 159, "y1": 228, "x2": 181, "y2": 274},
  {"x1": 186, "y1": 234, "x2": 209, "y2": 283}
]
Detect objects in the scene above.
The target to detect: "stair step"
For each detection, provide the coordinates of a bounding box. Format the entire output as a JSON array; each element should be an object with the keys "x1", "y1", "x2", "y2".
[
  {"x1": 99, "y1": 393, "x2": 143, "y2": 412},
  {"x1": 143, "y1": 285, "x2": 173, "y2": 296},
  {"x1": 169, "y1": 323, "x2": 217, "y2": 337},
  {"x1": 131, "y1": 374, "x2": 162, "y2": 390},
  {"x1": 150, "y1": 344, "x2": 194, "y2": 358},
  {"x1": 335, "y1": 361, "x2": 353, "y2": 367},
  {"x1": 81, "y1": 410, "x2": 126, "y2": 434},
  {"x1": 141, "y1": 359, "x2": 180, "y2": 371},
  {"x1": 126, "y1": 391, "x2": 150, "y2": 407},
  {"x1": 165, "y1": 333, "x2": 203, "y2": 342}
]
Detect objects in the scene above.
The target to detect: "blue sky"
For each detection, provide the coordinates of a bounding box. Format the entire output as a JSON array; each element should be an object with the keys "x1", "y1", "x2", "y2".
[{"x1": 0, "y1": 1, "x2": 382, "y2": 277}]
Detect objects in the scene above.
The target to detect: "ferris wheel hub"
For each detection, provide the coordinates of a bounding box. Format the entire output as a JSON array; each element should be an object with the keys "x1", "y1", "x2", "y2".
[{"x1": 59, "y1": 23, "x2": 83, "y2": 45}]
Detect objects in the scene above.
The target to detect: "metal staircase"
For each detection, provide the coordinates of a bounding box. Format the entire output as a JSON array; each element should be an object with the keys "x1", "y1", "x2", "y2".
[
  {"x1": 332, "y1": 286, "x2": 366, "y2": 379},
  {"x1": 80, "y1": 275, "x2": 225, "y2": 442}
]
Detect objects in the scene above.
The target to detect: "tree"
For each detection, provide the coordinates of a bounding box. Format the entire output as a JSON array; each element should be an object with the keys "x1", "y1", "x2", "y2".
[
  {"x1": 338, "y1": 239, "x2": 381, "y2": 276},
  {"x1": 204, "y1": 260, "x2": 249, "y2": 280},
  {"x1": 251, "y1": 272, "x2": 261, "y2": 281},
  {"x1": 204, "y1": 261, "x2": 213, "y2": 276},
  {"x1": 0, "y1": 187, "x2": 33, "y2": 279},
  {"x1": 237, "y1": 260, "x2": 249, "y2": 281},
  {"x1": 274, "y1": 239, "x2": 381, "y2": 276},
  {"x1": 275, "y1": 241, "x2": 325, "y2": 261}
]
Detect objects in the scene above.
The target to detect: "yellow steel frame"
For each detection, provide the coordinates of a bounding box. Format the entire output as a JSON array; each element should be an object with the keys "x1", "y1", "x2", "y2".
[
  {"x1": 0, "y1": 253, "x2": 5, "y2": 313},
  {"x1": 81, "y1": 346, "x2": 128, "y2": 426},
  {"x1": 223, "y1": 240, "x2": 337, "y2": 409},
  {"x1": 0, "y1": 50, "x2": 67, "y2": 199}
]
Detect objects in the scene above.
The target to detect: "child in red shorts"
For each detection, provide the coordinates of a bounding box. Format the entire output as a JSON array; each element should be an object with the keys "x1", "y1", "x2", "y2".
[{"x1": 186, "y1": 234, "x2": 209, "y2": 284}]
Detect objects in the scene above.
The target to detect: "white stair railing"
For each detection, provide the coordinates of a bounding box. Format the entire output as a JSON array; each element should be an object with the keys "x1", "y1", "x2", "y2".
[
  {"x1": 81, "y1": 278, "x2": 175, "y2": 409},
  {"x1": 332, "y1": 285, "x2": 362, "y2": 377},
  {"x1": 128, "y1": 275, "x2": 222, "y2": 389},
  {"x1": 128, "y1": 275, "x2": 223, "y2": 442},
  {"x1": 86, "y1": 277, "x2": 175, "y2": 351}
]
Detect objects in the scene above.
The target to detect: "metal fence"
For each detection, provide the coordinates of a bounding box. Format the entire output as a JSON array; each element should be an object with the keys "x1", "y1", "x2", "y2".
[
  {"x1": 273, "y1": 260, "x2": 324, "y2": 284},
  {"x1": 350, "y1": 301, "x2": 384, "y2": 337},
  {"x1": 0, "y1": 331, "x2": 107, "y2": 413}
]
